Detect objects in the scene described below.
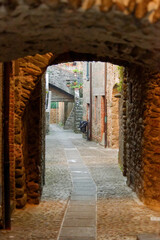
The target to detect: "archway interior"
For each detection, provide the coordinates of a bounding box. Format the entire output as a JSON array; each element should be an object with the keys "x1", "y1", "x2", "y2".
[{"x1": 0, "y1": 0, "x2": 160, "y2": 228}]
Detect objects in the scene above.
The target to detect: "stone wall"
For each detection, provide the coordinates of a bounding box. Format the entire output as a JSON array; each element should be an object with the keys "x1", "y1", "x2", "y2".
[
  {"x1": 123, "y1": 66, "x2": 160, "y2": 209},
  {"x1": 8, "y1": 54, "x2": 53, "y2": 208},
  {"x1": 23, "y1": 80, "x2": 43, "y2": 204},
  {"x1": 140, "y1": 70, "x2": 160, "y2": 209},
  {"x1": 0, "y1": 0, "x2": 160, "y2": 72},
  {"x1": 47, "y1": 65, "x2": 80, "y2": 97},
  {"x1": 125, "y1": 66, "x2": 144, "y2": 202},
  {"x1": 2, "y1": 51, "x2": 160, "y2": 213},
  {"x1": 118, "y1": 74, "x2": 127, "y2": 175},
  {"x1": 74, "y1": 98, "x2": 83, "y2": 133},
  {"x1": 50, "y1": 85, "x2": 74, "y2": 102},
  {"x1": 41, "y1": 75, "x2": 46, "y2": 187},
  {"x1": 0, "y1": 63, "x2": 3, "y2": 222}
]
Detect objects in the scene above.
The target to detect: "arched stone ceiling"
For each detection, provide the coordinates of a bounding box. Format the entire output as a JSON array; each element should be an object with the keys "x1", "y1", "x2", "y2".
[{"x1": 0, "y1": 0, "x2": 160, "y2": 70}]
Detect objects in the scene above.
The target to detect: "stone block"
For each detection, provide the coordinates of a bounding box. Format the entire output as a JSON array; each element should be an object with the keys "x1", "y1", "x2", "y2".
[
  {"x1": 16, "y1": 175, "x2": 25, "y2": 188},
  {"x1": 15, "y1": 168, "x2": 24, "y2": 177},
  {"x1": 28, "y1": 181, "x2": 39, "y2": 191},
  {"x1": 16, "y1": 187, "x2": 25, "y2": 198},
  {"x1": 16, "y1": 193, "x2": 27, "y2": 209},
  {"x1": 14, "y1": 134, "x2": 21, "y2": 144}
]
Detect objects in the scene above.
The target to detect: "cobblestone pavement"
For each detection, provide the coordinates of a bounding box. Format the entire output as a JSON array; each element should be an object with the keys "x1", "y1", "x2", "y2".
[
  {"x1": 0, "y1": 125, "x2": 72, "y2": 240},
  {"x1": 1, "y1": 125, "x2": 160, "y2": 240},
  {"x1": 73, "y1": 139, "x2": 160, "y2": 240}
]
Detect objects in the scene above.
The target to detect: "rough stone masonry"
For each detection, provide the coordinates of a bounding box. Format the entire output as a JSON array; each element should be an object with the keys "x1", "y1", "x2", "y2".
[{"x1": 0, "y1": 0, "x2": 159, "y2": 70}]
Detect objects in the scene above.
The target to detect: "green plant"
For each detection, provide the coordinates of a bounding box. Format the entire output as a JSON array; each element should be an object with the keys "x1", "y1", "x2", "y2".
[
  {"x1": 73, "y1": 69, "x2": 79, "y2": 73},
  {"x1": 117, "y1": 66, "x2": 124, "y2": 93},
  {"x1": 119, "y1": 164, "x2": 123, "y2": 172},
  {"x1": 67, "y1": 81, "x2": 83, "y2": 89},
  {"x1": 59, "y1": 122, "x2": 64, "y2": 127},
  {"x1": 71, "y1": 83, "x2": 83, "y2": 89},
  {"x1": 73, "y1": 69, "x2": 83, "y2": 75}
]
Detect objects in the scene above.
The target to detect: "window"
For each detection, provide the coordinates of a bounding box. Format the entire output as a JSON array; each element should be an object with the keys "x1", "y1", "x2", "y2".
[{"x1": 51, "y1": 102, "x2": 59, "y2": 109}]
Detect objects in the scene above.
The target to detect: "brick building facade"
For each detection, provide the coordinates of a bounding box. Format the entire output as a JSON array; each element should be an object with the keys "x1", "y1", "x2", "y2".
[{"x1": 83, "y1": 62, "x2": 120, "y2": 148}]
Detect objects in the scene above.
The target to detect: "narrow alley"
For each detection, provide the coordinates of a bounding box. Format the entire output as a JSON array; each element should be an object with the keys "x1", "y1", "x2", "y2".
[{"x1": 0, "y1": 125, "x2": 160, "y2": 240}]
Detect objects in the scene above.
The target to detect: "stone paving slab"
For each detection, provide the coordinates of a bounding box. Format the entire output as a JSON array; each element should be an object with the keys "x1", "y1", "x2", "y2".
[
  {"x1": 68, "y1": 205, "x2": 95, "y2": 211},
  {"x1": 71, "y1": 191, "x2": 96, "y2": 196},
  {"x1": 71, "y1": 195, "x2": 96, "y2": 201},
  {"x1": 63, "y1": 218, "x2": 96, "y2": 227},
  {"x1": 60, "y1": 227, "x2": 95, "y2": 237},
  {"x1": 137, "y1": 234, "x2": 160, "y2": 240},
  {"x1": 73, "y1": 184, "x2": 96, "y2": 188},
  {"x1": 58, "y1": 138, "x2": 96, "y2": 240},
  {"x1": 72, "y1": 179, "x2": 95, "y2": 183},
  {"x1": 65, "y1": 211, "x2": 95, "y2": 218},
  {"x1": 69, "y1": 200, "x2": 96, "y2": 206},
  {"x1": 59, "y1": 237, "x2": 95, "y2": 240},
  {"x1": 73, "y1": 187, "x2": 96, "y2": 191},
  {"x1": 71, "y1": 176, "x2": 93, "y2": 179}
]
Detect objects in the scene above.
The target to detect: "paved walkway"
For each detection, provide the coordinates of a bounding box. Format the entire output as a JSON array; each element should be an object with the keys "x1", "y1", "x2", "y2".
[
  {"x1": 0, "y1": 124, "x2": 160, "y2": 240},
  {"x1": 57, "y1": 135, "x2": 96, "y2": 240}
]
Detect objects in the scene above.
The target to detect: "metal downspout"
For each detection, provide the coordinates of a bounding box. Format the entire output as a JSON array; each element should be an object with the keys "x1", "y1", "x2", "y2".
[
  {"x1": 89, "y1": 62, "x2": 92, "y2": 141},
  {"x1": 104, "y1": 63, "x2": 108, "y2": 148}
]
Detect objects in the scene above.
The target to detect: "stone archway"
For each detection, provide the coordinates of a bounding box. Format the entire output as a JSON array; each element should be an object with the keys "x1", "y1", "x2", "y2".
[
  {"x1": 0, "y1": 0, "x2": 160, "y2": 213},
  {"x1": 10, "y1": 53, "x2": 54, "y2": 207},
  {"x1": 10, "y1": 54, "x2": 160, "y2": 212},
  {"x1": 0, "y1": 0, "x2": 160, "y2": 71}
]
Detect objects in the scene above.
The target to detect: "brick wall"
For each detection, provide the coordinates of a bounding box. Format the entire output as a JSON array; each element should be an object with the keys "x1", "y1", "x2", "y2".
[{"x1": 83, "y1": 62, "x2": 120, "y2": 146}]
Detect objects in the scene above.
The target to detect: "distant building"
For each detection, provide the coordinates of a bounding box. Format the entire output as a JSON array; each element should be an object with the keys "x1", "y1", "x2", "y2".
[
  {"x1": 45, "y1": 62, "x2": 83, "y2": 132},
  {"x1": 83, "y1": 62, "x2": 120, "y2": 148}
]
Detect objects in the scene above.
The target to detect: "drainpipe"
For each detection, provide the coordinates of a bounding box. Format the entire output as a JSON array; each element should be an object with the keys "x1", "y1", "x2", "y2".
[
  {"x1": 89, "y1": 62, "x2": 92, "y2": 141},
  {"x1": 104, "y1": 63, "x2": 108, "y2": 148},
  {"x1": 3, "y1": 62, "x2": 11, "y2": 229}
]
